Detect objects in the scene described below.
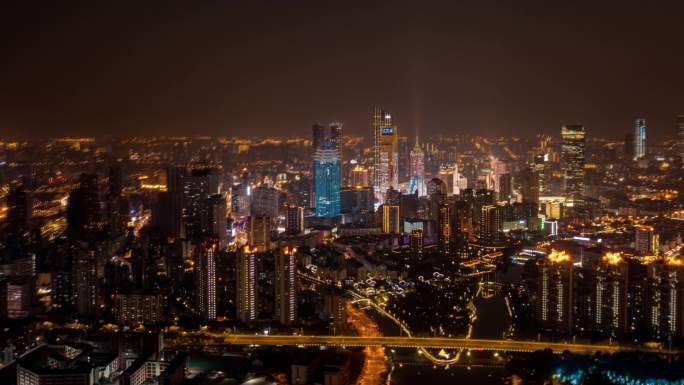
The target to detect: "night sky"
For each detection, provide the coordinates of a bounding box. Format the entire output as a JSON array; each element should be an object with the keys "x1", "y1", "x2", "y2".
[{"x1": 2, "y1": 1, "x2": 684, "y2": 140}]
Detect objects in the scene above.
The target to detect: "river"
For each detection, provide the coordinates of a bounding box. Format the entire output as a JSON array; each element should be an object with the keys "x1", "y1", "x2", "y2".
[{"x1": 388, "y1": 290, "x2": 512, "y2": 384}]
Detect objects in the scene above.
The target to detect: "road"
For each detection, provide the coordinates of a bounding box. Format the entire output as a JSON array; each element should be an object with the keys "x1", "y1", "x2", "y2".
[{"x1": 168, "y1": 334, "x2": 673, "y2": 355}]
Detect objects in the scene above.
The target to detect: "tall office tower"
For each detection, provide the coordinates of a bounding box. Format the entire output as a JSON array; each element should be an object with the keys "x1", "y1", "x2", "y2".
[
  {"x1": 521, "y1": 166, "x2": 540, "y2": 207},
  {"x1": 561, "y1": 125, "x2": 586, "y2": 199},
  {"x1": 633, "y1": 118, "x2": 647, "y2": 160},
  {"x1": 237, "y1": 246, "x2": 258, "y2": 323},
  {"x1": 184, "y1": 168, "x2": 220, "y2": 239},
  {"x1": 340, "y1": 187, "x2": 374, "y2": 214},
  {"x1": 635, "y1": 226, "x2": 659, "y2": 256},
  {"x1": 533, "y1": 154, "x2": 548, "y2": 195},
  {"x1": 372, "y1": 107, "x2": 398, "y2": 203},
  {"x1": 480, "y1": 205, "x2": 502, "y2": 244},
  {"x1": 410, "y1": 229, "x2": 424, "y2": 258},
  {"x1": 382, "y1": 205, "x2": 400, "y2": 234},
  {"x1": 647, "y1": 258, "x2": 684, "y2": 340},
  {"x1": 438, "y1": 164, "x2": 457, "y2": 195},
  {"x1": 250, "y1": 186, "x2": 279, "y2": 218},
  {"x1": 329, "y1": 122, "x2": 343, "y2": 152},
  {"x1": 409, "y1": 136, "x2": 425, "y2": 196},
  {"x1": 276, "y1": 246, "x2": 298, "y2": 325},
  {"x1": 248, "y1": 216, "x2": 271, "y2": 252},
  {"x1": 6, "y1": 186, "x2": 31, "y2": 233},
  {"x1": 230, "y1": 182, "x2": 251, "y2": 217},
  {"x1": 491, "y1": 159, "x2": 507, "y2": 193},
  {"x1": 350, "y1": 165, "x2": 369, "y2": 188},
  {"x1": 205, "y1": 194, "x2": 228, "y2": 248},
  {"x1": 312, "y1": 123, "x2": 326, "y2": 152},
  {"x1": 67, "y1": 173, "x2": 101, "y2": 236},
  {"x1": 498, "y1": 173, "x2": 512, "y2": 202},
  {"x1": 537, "y1": 250, "x2": 574, "y2": 334},
  {"x1": 594, "y1": 252, "x2": 629, "y2": 337},
  {"x1": 72, "y1": 245, "x2": 100, "y2": 316},
  {"x1": 678, "y1": 114, "x2": 684, "y2": 158},
  {"x1": 194, "y1": 239, "x2": 217, "y2": 320},
  {"x1": 314, "y1": 141, "x2": 341, "y2": 217},
  {"x1": 286, "y1": 205, "x2": 304, "y2": 235},
  {"x1": 437, "y1": 202, "x2": 451, "y2": 255},
  {"x1": 452, "y1": 200, "x2": 473, "y2": 241},
  {"x1": 397, "y1": 136, "x2": 410, "y2": 183}
]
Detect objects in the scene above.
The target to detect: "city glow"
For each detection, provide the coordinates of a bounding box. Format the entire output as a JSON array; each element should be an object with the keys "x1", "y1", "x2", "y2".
[
  {"x1": 602, "y1": 251, "x2": 623, "y2": 265},
  {"x1": 547, "y1": 249, "x2": 571, "y2": 263}
]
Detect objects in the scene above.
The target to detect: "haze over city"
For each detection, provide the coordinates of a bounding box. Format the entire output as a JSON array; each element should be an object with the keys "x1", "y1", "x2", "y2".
[{"x1": 2, "y1": 1, "x2": 684, "y2": 139}]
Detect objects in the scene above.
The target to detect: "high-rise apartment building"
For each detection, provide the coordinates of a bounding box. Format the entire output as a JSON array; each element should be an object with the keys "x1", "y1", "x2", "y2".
[
  {"x1": 635, "y1": 226, "x2": 659, "y2": 256},
  {"x1": 594, "y1": 252, "x2": 629, "y2": 336},
  {"x1": 195, "y1": 239, "x2": 217, "y2": 320},
  {"x1": 276, "y1": 246, "x2": 298, "y2": 325},
  {"x1": 248, "y1": 216, "x2": 271, "y2": 252},
  {"x1": 237, "y1": 246, "x2": 259, "y2": 323},
  {"x1": 286, "y1": 205, "x2": 304, "y2": 235},
  {"x1": 382, "y1": 204, "x2": 400, "y2": 234},
  {"x1": 480, "y1": 205, "x2": 502, "y2": 244},
  {"x1": 647, "y1": 258, "x2": 684, "y2": 340},
  {"x1": 537, "y1": 250, "x2": 574, "y2": 334}
]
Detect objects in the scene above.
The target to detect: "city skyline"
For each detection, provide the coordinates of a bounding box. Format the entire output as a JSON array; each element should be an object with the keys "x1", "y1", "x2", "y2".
[{"x1": 4, "y1": 3, "x2": 684, "y2": 385}]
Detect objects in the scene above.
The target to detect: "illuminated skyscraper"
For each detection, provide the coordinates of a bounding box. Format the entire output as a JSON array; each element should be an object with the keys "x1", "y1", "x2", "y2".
[
  {"x1": 561, "y1": 125, "x2": 586, "y2": 199},
  {"x1": 409, "y1": 136, "x2": 425, "y2": 196},
  {"x1": 73, "y1": 244, "x2": 100, "y2": 316},
  {"x1": 248, "y1": 216, "x2": 271, "y2": 252},
  {"x1": 537, "y1": 250, "x2": 574, "y2": 334},
  {"x1": 237, "y1": 246, "x2": 258, "y2": 323},
  {"x1": 314, "y1": 141, "x2": 341, "y2": 217},
  {"x1": 195, "y1": 239, "x2": 217, "y2": 320},
  {"x1": 382, "y1": 205, "x2": 400, "y2": 234},
  {"x1": 437, "y1": 202, "x2": 451, "y2": 255},
  {"x1": 410, "y1": 229, "x2": 424, "y2": 257},
  {"x1": 594, "y1": 252, "x2": 629, "y2": 337},
  {"x1": 312, "y1": 123, "x2": 326, "y2": 152},
  {"x1": 350, "y1": 165, "x2": 369, "y2": 188},
  {"x1": 276, "y1": 246, "x2": 298, "y2": 325},
  {"x1": 480, "y1": 204, "x2": 502, "y2": 245},
  {"x1": 438, "y1": 164, "x2": 457, "y2": 195},
  {"x1": 635, "y1": 226, "x2": 659, "y2": 256},
  {"x1": 634, "y1": 118, "x2": 646, "y2": 160},
  {"x1": 371, "y1": 107, "x2": 398, "y2": 203},
  {"x1": 329, "y1": 122, "x2": 343, "y2": 152}
]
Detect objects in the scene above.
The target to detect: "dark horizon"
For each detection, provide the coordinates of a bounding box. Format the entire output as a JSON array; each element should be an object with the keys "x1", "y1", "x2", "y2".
[{"x1": 2, "y1": 1, "x2": 684, "y2": 140}]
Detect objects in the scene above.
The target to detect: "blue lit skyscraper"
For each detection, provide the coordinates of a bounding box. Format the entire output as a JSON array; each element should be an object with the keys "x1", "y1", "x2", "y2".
[
  {"x1": 634, "y1": 118, "x2": 646, "y2": 160},
  {"x1": 314, "y1": 141, "x2": 341, "y2": 217}
]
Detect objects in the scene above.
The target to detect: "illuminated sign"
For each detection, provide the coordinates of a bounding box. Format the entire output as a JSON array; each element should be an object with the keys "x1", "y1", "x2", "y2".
[{"x1": 382, "y1": 127, "x2": 393, "y2": 134}]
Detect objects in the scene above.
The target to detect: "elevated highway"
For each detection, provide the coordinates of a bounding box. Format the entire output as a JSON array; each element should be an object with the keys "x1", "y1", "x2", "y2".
[{"x1": 167, "y1": 334, "x2": 673, "y2": 355}]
